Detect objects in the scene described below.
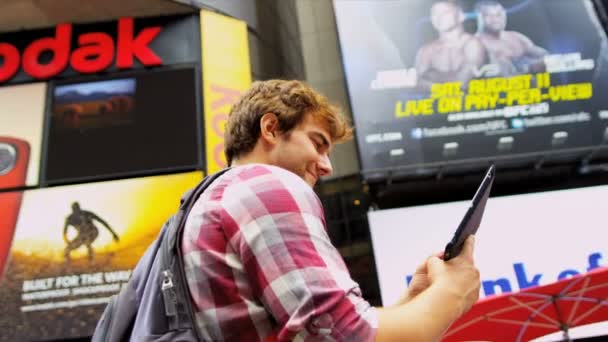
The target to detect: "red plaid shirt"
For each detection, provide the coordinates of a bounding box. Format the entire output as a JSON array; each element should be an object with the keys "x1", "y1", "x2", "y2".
[{"x1": 182, "y1": 164, "x2": 377, "y2": 341}]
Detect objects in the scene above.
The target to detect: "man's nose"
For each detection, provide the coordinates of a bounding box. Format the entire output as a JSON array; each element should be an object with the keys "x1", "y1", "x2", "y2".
[{"x1": 317, "y1": 154, "x2": 333, "y2": 177}]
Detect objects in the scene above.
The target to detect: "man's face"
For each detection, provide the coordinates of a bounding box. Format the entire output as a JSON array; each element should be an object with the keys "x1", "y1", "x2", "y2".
[
  {"x1": 480, "y1": 4, "x2": 507, "y2": 33},
  {"x1": 270, "y1": 113, "x2": 334, "y2": 187},
  {"x1": 431, "y1": 2, "x2": 462, "y2": 33}
]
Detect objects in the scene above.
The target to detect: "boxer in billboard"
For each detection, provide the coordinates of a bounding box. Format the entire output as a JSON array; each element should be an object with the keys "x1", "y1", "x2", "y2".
[
  {"x1": 475, "y1": 0, "x2": 548, "y2": 75},
  {"x1": 415, "y1": 1, "x2": 488, "y2": 88},
  {"x1": 63, "y1": 201, "x2": 119, "y2": 262}
]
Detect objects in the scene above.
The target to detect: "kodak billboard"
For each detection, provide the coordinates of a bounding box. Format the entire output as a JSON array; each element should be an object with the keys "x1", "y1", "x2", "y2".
[{"x1": 0, "y1": 15, "x2": 200, "y2": 85}]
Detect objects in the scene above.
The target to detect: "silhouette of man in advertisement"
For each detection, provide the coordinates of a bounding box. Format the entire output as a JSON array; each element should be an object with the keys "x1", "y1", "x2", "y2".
[
  {"x1": 475, "y1": 0, "x2": 548, "y2": 76},
  {"x1": 415, "y1": 1, "x2": 488, "y2": 88},
  {"x1": 63, "y1": 202, "x2": 119, "y2": 262}
]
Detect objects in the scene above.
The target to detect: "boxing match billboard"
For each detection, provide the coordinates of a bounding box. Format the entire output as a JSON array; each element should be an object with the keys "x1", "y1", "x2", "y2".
[
  {"x1": 0, "y1": 171, "x2": 202, "y2": 341},
  {"x1": 334, "y1": 0, "x2": 608, "y2": 179}
]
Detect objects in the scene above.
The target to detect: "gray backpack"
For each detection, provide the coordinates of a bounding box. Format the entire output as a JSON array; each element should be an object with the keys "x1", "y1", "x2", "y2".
[{"x1": 92, "y1": 169, "x2": 229, "y2": 342}]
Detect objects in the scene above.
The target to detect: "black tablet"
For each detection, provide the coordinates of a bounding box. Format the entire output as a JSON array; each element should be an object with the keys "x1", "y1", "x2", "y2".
[{"x1": 443, "y1": 165, "x2": 495, "y2": 261}]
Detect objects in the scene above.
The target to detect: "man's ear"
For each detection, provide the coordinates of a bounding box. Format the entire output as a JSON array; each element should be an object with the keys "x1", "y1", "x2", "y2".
[{"x1": 260, "y1": 112, "x2": 280, "y2": 144}]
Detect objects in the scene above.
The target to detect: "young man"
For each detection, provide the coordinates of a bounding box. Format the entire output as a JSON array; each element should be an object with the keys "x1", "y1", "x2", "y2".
[{"x1": 181, "y1": 80, "x2": 480, "y2": 341}]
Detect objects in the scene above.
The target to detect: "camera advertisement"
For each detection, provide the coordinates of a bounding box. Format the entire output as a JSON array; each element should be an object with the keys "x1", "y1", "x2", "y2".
[
  {"x1": 334, "y1": 0, "x2": 608, "y2": 176},
  {"x1": 0, "y1": 83, "x2": 47, "y2": 190},
  {"x1": 0, "y1": 171, "x2": 202, "y2": 341}
]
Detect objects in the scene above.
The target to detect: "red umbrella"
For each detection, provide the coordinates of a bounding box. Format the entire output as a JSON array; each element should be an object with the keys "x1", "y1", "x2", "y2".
[{"x1": 442, "y1": 267, "x2": 608, "y2": 342}]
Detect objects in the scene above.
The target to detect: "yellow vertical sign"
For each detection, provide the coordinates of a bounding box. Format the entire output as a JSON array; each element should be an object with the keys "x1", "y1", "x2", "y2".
[{"x1": 201, "y1": 10, "x2": 252, "y2": 174}]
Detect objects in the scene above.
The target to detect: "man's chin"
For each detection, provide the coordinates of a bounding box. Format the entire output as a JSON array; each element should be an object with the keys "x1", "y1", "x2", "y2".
[{"x1": 303, "y1": 173, "x2": 317, "y2": 187}]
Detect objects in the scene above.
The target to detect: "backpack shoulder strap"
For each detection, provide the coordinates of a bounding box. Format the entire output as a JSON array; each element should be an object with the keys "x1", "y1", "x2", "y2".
[
  {"x1": 165, "y1": 168, "x2": 231, "y2": 252},
  {"x1": 159, "y1": 168, "x2": 231, "y2": 336}
]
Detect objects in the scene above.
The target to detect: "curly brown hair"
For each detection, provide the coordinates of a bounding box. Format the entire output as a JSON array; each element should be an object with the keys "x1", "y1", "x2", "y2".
[{"x1": 224, "y1": 79, "x2": 353, "y2": 165}]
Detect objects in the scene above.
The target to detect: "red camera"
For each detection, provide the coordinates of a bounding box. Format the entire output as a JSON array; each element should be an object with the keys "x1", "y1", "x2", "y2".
[
  {"x1": 0, "y1": 191, "x2": 22, "y2": 278},
  {"x1": 0, "y1": 136, "x2": 29, "y2": 189},
  {"x1": 0, "y1": 137, "x2": 29, "y2": 278}
]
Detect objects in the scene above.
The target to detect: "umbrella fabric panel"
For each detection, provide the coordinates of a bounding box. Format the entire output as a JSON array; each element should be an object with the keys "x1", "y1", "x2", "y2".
[{"x1": 443, "y1": 267, "x2": 608, "y2": 342}]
